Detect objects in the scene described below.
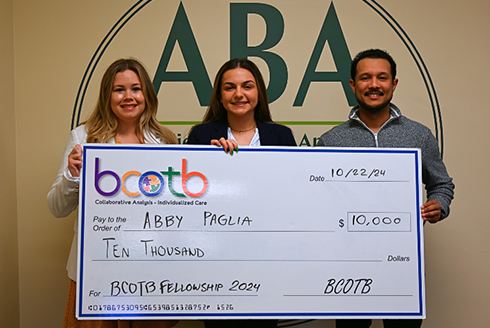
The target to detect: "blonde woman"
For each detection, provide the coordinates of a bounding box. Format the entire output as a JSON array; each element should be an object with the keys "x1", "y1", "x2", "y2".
[{"x1": 48, "y1": 58, "x2": 178, "y2": 328}]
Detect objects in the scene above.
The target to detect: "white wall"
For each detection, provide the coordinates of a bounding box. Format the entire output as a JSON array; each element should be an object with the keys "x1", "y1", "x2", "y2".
[{"x1": 5, "y1": 0, "x2": 490, "y2": 327}]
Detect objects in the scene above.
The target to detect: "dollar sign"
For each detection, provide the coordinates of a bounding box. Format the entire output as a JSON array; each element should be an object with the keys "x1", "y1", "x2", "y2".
[{"x1": 339, "y1": 218, "x2": 344, "y2": 228}]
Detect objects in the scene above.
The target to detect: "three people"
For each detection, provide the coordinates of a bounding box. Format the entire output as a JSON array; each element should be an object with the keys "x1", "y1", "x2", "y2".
[{"x1": 48, "y1": 52, "x2": 453, "y2": 328}]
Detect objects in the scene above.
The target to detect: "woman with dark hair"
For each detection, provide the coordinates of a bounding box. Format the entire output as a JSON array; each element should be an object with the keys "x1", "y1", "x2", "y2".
[
  {"x1": 47, "y1": 58, "x2": 178, "y2": 328},
  {"x1": 188, "y1": 58, "x2": 296, "y2": 328},
  {"x1": 187, "y1": 58, "x2": 296, "y2": 151}
]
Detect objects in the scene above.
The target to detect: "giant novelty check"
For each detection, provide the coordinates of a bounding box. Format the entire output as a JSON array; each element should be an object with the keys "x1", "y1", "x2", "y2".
[{"x1": 77, "y1": 145, "x2": 425, "y2": 320}]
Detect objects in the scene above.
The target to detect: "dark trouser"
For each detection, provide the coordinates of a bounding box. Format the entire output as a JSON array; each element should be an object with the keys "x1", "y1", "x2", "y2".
[
  {"x1": 203, "y1": 319, "x2": 278, "y2": 328},
  {"x1": 336, "y1": 319, "x2": 423, "y2": 328}
]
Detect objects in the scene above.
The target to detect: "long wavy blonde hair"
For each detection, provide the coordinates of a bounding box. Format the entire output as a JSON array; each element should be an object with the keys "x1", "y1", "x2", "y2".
[{"x1": 82, "y1": 58, "x2": 177, "y2": 144}]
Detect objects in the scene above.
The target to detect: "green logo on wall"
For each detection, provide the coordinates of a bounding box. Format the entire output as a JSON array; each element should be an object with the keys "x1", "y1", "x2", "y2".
[{"x1": 72, "y1": 0, "x2": 444, "y2": 152}]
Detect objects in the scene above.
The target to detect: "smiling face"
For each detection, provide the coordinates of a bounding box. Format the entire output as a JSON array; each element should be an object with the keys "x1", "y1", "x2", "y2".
[
  {"x1": 350, "y1": 58, "x2": 398, "y2": 114},
  {"x1": 110, "y1": 69, "x2": 146, "y2": 126},
  {"x1": 220, "y1": 68, "x2": 258, "y2": 120}
]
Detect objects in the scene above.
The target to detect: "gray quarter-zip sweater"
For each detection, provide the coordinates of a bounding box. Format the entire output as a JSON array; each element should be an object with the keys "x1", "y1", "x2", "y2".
[{"x1": 317, "y1": 103, "x2": 454, "y2": 220}]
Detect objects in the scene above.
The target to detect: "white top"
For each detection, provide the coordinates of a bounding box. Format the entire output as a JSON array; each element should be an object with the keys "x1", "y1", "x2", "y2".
[
  {"x1": 227, "y1": 127, "x2": 261, "y2": 146},
  {"x1": 46, "y1": 125, "x2": 162, "y2": 280}
]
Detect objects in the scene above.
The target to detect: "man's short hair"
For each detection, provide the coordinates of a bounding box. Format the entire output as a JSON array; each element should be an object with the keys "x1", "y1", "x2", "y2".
[{"x1": 350, "y1": 49, "x2": 397, "y2": 81}]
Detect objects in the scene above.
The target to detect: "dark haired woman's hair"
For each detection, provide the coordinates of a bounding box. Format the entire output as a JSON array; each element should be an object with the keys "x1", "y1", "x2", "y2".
[{"x1": 201, "y1": 58, "x2": 272, "y2": 124}]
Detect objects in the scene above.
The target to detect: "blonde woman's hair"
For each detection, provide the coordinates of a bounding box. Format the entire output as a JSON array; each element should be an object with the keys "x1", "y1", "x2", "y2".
[{"x1": 82, "y1": 58, "x2": 177, "y2": 144}]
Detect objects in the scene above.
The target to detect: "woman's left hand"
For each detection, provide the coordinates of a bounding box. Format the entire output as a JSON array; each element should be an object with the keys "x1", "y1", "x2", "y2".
[{"x1": 211, "y1": 138, "x2": 239, "y2": 154}]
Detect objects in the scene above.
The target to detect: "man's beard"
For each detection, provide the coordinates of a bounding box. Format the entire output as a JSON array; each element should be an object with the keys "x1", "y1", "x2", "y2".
[{"x1": 356, "y1": 93, "x2": 392, "y2": 113}]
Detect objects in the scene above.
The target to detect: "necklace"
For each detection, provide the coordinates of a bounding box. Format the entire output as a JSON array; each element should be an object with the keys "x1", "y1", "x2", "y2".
[{"x1": 229, "y1": 124, "x2": 256, "y2": 134}]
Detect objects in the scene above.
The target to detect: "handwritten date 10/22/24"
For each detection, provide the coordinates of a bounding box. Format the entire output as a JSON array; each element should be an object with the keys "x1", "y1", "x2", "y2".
[{"x1": 310, "y1": 168, "x2": 386, "y2": 181}]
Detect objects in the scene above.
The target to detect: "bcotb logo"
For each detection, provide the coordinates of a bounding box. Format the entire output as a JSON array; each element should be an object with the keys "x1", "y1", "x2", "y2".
[{"x1": 94, "y1": 157, "x2": 208, "y2": 198}]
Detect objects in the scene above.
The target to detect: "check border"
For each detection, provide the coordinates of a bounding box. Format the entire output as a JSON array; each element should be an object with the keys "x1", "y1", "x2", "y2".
[{"x1": 77, "y1": 145, "x2": 424, "y2": 319}]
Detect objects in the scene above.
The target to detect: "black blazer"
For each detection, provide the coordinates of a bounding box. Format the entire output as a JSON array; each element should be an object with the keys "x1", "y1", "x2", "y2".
[{"x1": 187, "y1": 117, "x2": 296, "y2": 146}]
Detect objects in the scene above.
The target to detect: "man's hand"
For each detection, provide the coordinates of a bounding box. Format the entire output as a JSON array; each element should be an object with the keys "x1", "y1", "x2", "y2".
[{"x1": 421, "y1": 199, "x2": 441, "y2": 223}]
